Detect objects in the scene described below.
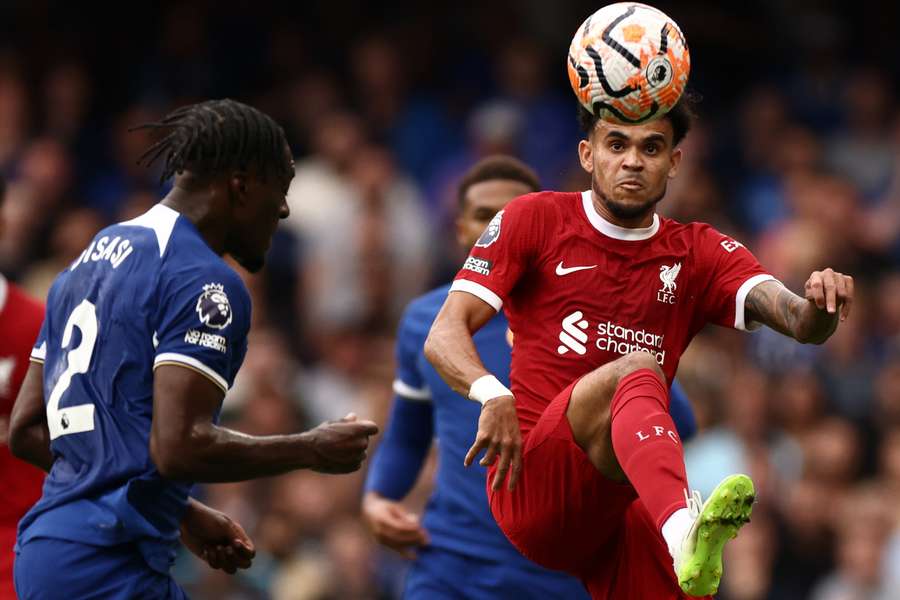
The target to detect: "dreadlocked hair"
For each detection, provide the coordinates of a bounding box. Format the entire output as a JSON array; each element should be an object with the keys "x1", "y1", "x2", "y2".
[{"x1": 133, "y1": 99, "x2": 292, "y2": 183}]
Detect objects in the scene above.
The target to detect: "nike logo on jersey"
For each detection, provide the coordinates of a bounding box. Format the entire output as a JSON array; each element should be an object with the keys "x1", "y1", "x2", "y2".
[{"x1": 555, "y1": 262, "x2": 597, "y2": 276}]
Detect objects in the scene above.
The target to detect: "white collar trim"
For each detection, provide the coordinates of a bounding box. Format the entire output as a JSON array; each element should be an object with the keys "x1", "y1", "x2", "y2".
[
  {"x1": 581, "y1": 190, "x2": 659, "y2": 241},
  {"x1": 121, "y1": 203, "x2": 180, "y2": 257},
  {"x1": 0, "y1": 273, "x2": 7, "y2": 313}
]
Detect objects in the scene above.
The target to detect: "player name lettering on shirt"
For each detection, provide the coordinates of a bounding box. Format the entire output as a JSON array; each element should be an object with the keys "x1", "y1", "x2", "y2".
[
  {"x1": 70, "y1": 236, "x2": 135, "y2": 272},
  {"x1": 184, "y1": 329, "x2": 228, "y2": 353},
  {"x1": 462, "y1": 256, "x2": 493, "y2": 276}
]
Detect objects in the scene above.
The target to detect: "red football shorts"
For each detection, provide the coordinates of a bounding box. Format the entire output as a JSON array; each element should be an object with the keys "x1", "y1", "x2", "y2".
[
  {"x1": 0, "y1": 526, "x2": 16, "y2": 600},
  {"x1": 487, "y1": 379, "x2": 705, "y2": 600}
]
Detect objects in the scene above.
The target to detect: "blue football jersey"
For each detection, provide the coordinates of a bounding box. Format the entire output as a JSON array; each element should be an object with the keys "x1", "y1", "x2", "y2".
[
  {"x1": 390, "y1": 284, "x2": 521, "y2": 562},
  {"x1": 18, "y1": 204, "x2": 250, "y2": 573}
]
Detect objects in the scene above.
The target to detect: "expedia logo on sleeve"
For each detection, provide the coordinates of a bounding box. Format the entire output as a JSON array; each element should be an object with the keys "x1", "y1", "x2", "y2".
[
  {"x1": 196, "y1": 283, "x2": 233, "y2": 330},
  {"x1": 475, "y1": 210, "x2": 504, "y2": 248}
]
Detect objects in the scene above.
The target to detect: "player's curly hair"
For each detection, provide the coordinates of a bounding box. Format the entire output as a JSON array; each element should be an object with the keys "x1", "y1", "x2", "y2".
[
  {"x1": 133, "y1": 99, "x2": 292, "y2": 183},
  {"x1": 457, "y1": 155, "x2": 541, "y2": 208},
  {"x1": 577, "y1": 91, "x2": 699, "y2": 146}
]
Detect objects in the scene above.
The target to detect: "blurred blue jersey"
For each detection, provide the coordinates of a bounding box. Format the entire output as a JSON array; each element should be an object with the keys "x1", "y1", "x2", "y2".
[
  {"x1": 368, "y1": 284, "x2": 522, "y2": 562},
  {"x1": 17, "y1": 204, "x2": 250, "y2": 574}
]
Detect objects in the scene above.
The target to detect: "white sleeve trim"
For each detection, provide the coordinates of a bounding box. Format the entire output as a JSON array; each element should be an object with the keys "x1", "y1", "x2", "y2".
[
  {"x1": 154, "y1": 352, "x2": 228, "y2": 392},
  {"x1": 449, "y1": 280, "x2": 503, "y2": 312},
  {"x1": 31, "y1": 341, "x2": 47, "y2": 361},
  {"x1": 392, "y1": 379, "x2": 431, "y2": 402},
  {"x1": 734, "y1": 274, "x2": 778, "y2": 331}
]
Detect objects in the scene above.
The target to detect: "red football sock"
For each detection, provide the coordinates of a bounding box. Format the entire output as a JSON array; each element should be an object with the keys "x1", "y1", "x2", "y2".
[{"x1": 610, "y1": 368, "x2": 688, "y2": 531}]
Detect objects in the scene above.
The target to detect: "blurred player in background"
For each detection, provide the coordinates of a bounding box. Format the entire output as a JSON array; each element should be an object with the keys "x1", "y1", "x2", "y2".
[
  {"x1": 425, "y1": 98, "x2": 854, "y2": 598},
  {"x1": 9, "y1": 100, "x2": 378, "y2": 600},
  {"x1": 0, "y1": 177, "x2": 44, "y2": 600},
  {"x1": 363, "y1": 155, "x2": 697, "y2": 599}
]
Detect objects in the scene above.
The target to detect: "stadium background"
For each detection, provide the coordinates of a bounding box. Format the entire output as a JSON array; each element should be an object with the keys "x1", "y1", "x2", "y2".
[{"x1": 2, "y1": 0, "x2": 900, "y2": 598}]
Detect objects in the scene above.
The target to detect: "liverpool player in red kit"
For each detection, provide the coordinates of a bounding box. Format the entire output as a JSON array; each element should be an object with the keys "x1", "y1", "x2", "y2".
[
  {"x1": 0, "y1": 178, "x2": 44, "y2": 600},
  {"x1": 424, "y1": 100, "x2": 854, "y2": 599}
]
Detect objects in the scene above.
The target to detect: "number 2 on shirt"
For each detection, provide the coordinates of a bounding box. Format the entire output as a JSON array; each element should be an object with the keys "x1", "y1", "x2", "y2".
[{"x1": 47, "y1": 299, "x2": 98, "y2": 439}]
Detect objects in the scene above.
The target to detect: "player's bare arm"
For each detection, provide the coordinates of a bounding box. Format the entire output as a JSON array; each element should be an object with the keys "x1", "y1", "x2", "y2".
[
  {"x1": 424, "y1": 292, "x2": 496, "y2": 395},
  {"x1": 9, "y1": 363, "x2": 53, "y2": 472},
  {"x1": 425, "y1": 292, "x2": 522, "y2": 490},
  {"x1": 12, "y1": 364, "x2": 258, "y2": 575},
  {"x1": 745, "y1": 269, "x2": 854, "y2": 344},
  {"x1": 150, "y1": 365, "x2": 378, "y2": 482}
]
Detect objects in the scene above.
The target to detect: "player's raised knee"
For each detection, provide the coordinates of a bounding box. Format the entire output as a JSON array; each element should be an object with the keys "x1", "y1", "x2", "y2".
[{"x1": 616, "y1": 351, "x2": 665, "y2": 383}]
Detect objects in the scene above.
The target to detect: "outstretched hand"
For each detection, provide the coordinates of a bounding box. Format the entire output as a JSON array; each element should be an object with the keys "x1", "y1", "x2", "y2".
[{"x1": 464, "y1": 396, "x2": 522, "y2": 491}]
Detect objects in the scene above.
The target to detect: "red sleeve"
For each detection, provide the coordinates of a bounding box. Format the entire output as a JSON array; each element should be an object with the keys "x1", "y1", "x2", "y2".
[
  {"x1": 695, "y1": 225, "x2": 776, "y2": 331},
  {"x1": 0, "y1": 286, "x2": 44, "y2": 417},
  {"x1": 451, "y1": 194, "x2": 545, "y2": 311}
]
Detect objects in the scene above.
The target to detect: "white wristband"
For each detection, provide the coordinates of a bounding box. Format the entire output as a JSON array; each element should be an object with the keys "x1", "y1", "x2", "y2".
[{"x1": 468, "y1": 375, "x2": 512, "y2": 405}]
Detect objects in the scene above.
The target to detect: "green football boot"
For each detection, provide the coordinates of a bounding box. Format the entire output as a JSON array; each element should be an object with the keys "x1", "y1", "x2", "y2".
[{"x1": 675, "y1": 474, "x2": 755, "y2": 597}]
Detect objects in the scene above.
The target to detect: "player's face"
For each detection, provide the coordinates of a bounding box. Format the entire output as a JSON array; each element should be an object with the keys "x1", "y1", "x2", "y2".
[
  {"x1": 227, "y1": 161, "x2": 293, "y2": 273},
  {"x1": 578, "y1": 118, "x2": 682, "y2": 222},
  {"x1": 456, "y1": 179, "x2": 533, "y2": 249}
]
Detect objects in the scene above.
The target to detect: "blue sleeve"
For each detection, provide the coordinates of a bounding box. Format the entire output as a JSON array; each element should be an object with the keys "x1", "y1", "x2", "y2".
[
  {"x1": 364, "y1": 304, "x2": 434, "y2": 498},
  {"x1": 669, "y1": 379, "x2": 697, "y2": 442},
  {"x1": 392, "y1": 306, "x2": 429, "y2": 399},
  {"x1": 153, "y1": 266, "x2": 250, "y2": 394},
  {"x1": 364, "y1": 395, "x2": 434, "y2": 499},
  {"x1": 30, "y1": 317, "x2": 49, "y2": 364}
]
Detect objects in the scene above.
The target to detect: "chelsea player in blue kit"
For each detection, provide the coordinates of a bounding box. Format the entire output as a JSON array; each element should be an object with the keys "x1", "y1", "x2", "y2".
[
  {"x1": 362, "y1": 156, "x2": 698, "y2": 599},
  {"x1": 9, "y1": 100, "x2": 378, "y2": 599}
]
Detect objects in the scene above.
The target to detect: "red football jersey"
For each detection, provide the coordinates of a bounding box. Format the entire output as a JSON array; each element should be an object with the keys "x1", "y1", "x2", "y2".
[
  {"x1": 0, "y1": 275, "x2": 45, "y2": 596},
  {"x1": 452, "y1": 191, "x2": 774, "y2": 436}
]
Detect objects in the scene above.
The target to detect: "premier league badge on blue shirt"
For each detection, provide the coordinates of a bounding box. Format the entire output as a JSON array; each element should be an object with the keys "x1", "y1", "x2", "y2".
[{"x1": 196, "y1": 283, "x2": 232, "y2": 330}]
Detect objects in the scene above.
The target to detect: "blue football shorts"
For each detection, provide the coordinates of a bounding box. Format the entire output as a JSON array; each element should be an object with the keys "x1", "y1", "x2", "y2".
[
  {"x1": 404, "y1": 545, "x2": 589, "y2": 600},
  {"x1": 15, "y1": 537, "x2": 187, "y2": 600}
]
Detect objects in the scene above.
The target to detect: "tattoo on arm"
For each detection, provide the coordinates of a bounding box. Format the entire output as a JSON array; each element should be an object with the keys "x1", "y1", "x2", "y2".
[
  {"x1": 744, "y1": 281, "x2": 804, "y2": 338},
  {"x1": 744, "y1": 280, "x2": 838, "y2": 343}
]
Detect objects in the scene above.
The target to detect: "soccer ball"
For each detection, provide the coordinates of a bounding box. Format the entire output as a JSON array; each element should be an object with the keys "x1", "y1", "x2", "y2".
[{"x1": 567, "y1": 2, "x2": 690, "y2": 124}]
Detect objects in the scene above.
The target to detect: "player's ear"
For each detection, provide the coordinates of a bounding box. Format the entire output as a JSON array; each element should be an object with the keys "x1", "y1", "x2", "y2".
[
  {"x1": 578, "y1": 138, "x2": 594, "y2": 174},
  {"x1": 668, "y1": 148, "x2": 682, "y2": 179},
  {"x1": 227, "y1": 171, "x2": 250, "y2": 204}
]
